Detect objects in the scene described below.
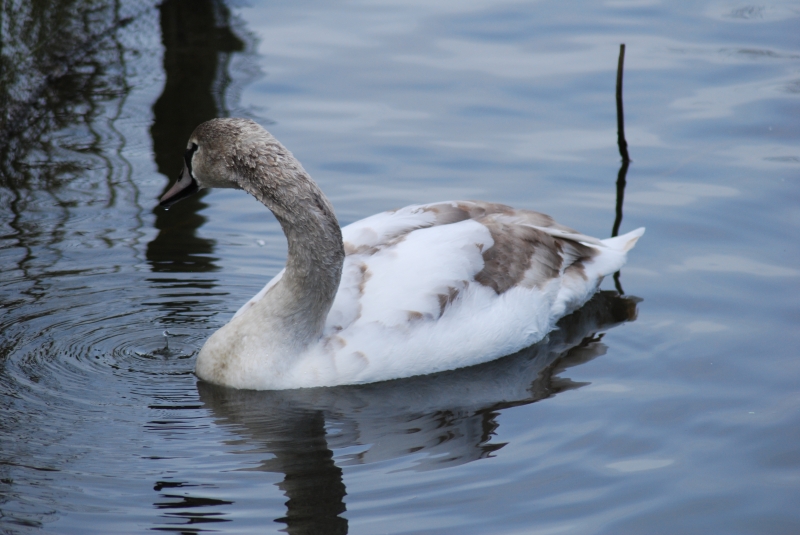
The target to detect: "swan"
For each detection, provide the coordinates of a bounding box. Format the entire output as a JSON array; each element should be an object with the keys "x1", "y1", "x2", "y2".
[{"x1": 160, "y1": 118, "x2": 644, "y2": 390}]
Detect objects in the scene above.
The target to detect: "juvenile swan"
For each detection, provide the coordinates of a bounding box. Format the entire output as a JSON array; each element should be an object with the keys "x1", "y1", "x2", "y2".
[{"x1": 160, "y1": 118, "x2": 644, "y2": 390}]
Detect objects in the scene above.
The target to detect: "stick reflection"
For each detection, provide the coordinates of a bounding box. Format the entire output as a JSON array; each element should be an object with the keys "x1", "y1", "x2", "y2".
[{"x1": 612, "y1": 43, "x2": 631, "y2": 294}]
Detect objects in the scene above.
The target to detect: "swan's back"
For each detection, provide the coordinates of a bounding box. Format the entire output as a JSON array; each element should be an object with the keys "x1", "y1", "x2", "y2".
[{"x1": 236, "y1": 200, "x2": 643, "y2": 388}]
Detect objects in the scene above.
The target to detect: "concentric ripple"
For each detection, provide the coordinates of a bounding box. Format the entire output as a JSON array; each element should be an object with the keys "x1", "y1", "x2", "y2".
[{"x1": 0, "y1": 259, "x2": 221, "y2": 532}]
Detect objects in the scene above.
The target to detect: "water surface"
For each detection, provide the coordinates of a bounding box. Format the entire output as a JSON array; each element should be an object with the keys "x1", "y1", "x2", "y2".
[{"x1": 1, "y1": 0, "x2": 799, "y2": 533}]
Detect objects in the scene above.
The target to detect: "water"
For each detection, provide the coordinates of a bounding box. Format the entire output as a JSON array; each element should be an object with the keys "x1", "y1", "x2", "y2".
[{"x1": 1, "y1": 0, "x2": 799, "y2": 533}]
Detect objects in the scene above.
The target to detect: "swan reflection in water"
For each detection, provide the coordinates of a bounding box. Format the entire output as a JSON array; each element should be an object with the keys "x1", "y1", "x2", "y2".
[{"x1": 188, "y1": 291, "x2": 638, "y2": 534}]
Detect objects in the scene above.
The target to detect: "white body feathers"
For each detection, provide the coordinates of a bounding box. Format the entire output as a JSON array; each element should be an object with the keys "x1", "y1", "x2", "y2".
[{"x1": 210, "y1": 201, "x2": 643, "y2": 390}]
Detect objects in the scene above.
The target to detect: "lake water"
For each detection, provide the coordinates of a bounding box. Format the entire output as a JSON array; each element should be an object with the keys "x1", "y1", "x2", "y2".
[{"x1": 1, "y1": 0, "x2": 799, "y2": 533}]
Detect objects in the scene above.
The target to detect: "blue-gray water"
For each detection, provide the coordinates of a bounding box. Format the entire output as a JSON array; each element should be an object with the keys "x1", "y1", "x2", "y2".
[{"x1": 1, "y1": 1, "x2": 799, "y2": 533}]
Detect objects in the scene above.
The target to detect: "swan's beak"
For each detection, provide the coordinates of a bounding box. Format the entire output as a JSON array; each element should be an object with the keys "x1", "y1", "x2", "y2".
[{"x1": 160, "y1": 165, "x2": 199, "y2": 208}]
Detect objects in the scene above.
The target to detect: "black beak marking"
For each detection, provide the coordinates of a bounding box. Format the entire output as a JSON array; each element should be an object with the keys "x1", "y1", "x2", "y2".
[{"x1": 159, "y1": 143, "x2": 200, "y2": 208}]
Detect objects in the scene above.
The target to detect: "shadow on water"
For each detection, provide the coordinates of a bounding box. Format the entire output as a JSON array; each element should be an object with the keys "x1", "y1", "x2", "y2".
[
  {"x1": 163, "y1": 291, "x2": 639, "y2": 534},
  {"x1": 146, "y1": 0, "x2": 245, "y2": 275}
]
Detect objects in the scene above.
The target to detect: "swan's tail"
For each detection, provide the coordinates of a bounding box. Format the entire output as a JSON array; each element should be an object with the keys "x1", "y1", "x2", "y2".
[
  {"x1": 553, "y1": 227, "x2": 644, "y2": 317},
  {"x1": 601, "y1": 227, "x2": 645, "y2": 253},
  {"x1": 579, "y1": 227, "x2": 645, "y2": 280}
]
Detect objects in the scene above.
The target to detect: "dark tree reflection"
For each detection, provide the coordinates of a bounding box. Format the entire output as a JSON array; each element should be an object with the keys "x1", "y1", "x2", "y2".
[
  {"x1": 0, "y1": 3, "x2": 141, "y2": 527},
  {"x1": 146, "y1": 0, "x2": 245, "y2": 273},
  {"x1": 0, "y1": 0, "x2": 138, "y2": 320},
  {"x1": 0, "y1": 0, "x2": 133, "y2": 189},
  {"x1": 271, "y1": 412, "x2": 349, "y2": 535}
]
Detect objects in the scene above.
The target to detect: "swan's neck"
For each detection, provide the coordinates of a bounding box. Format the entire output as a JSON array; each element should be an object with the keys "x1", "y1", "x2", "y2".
[{"x1": 241, "y1": 160, "x2": 344, "y2": 346}]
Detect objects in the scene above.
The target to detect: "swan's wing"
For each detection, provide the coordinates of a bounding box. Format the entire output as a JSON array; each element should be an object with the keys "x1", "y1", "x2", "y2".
[
  {"x1": 327, "y1": 213, "x2": 492, "y2": 331},
  {"x1": 238, "y1": 199, "x2": 643, "y2": 377},
  {"x1": 340, "y1": 200, "x2": 581, "y2": 254},
  {"x1": 325, "y1": 201, "x2": 642, "y2": 334}
]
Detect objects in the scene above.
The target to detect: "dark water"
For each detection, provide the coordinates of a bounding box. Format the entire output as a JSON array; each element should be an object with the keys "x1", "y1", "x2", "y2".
[{"x1": 2, "y1": 0, "x2": 799, "y2": 533}]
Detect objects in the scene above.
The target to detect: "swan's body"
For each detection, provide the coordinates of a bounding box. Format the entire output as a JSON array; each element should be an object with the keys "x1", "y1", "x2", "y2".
[{"x1": 161, "y1": 118, "x2": 643, "y2": 390}]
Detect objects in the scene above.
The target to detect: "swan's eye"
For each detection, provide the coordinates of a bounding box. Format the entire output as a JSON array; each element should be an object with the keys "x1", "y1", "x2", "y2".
[{"x1": 184, "y1": 143, "x2": 199, "y2": 176}]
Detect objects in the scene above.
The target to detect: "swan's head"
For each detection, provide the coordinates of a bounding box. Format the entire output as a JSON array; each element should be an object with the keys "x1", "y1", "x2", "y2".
[{"x1": 159, "y1": 118, "x2": 277, "y2": 208}]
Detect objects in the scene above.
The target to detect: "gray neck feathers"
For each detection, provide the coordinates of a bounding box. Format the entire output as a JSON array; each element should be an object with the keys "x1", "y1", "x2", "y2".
[{"x1": 234, "y1": 136, "x2": 345, "y2": 344}]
